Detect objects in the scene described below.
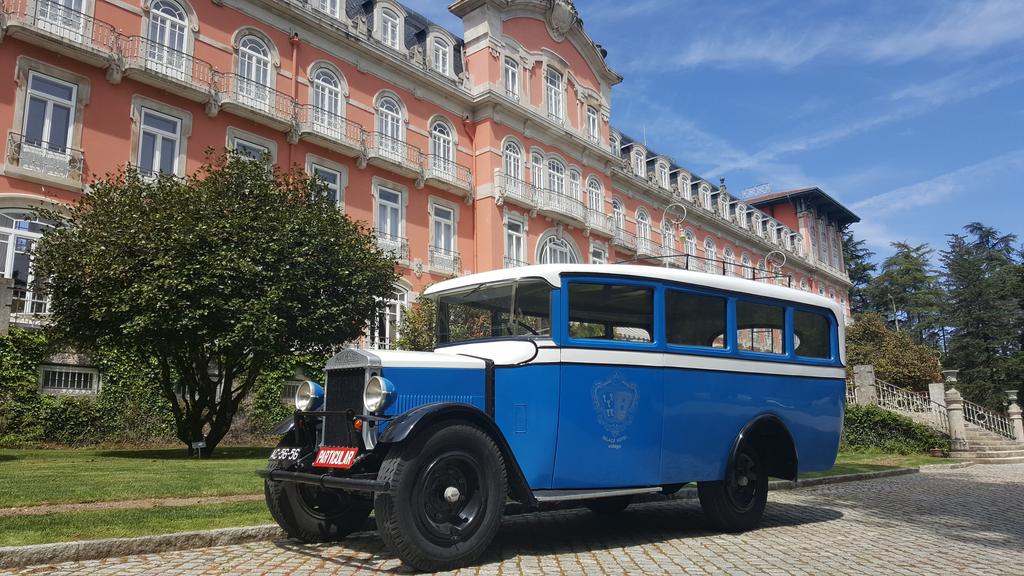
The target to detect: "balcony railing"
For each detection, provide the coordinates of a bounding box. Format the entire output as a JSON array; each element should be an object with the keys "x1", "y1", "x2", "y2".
[
  {"x1": 217, "y1": 73, "x2": 297, "y2": 125},
  {"x1": 425, "y1": 155, "x2": 472, "y2": 191},
  {"x1": 585, "y1": 209, "x2": 614, "y2": 237},
  {"x1": 612, "y1": 228, "x2": 637, "y2": 252},
  {"x1": 365, "y1": 132, "x2": 423, "y2": 172},
  {"x1": 636, "y1": 236, "x2": 662, "y2": 259},
  {"x1": 295, "y1": 105, "x2": 363, "y2": 149},
  {"x1": 120, "y1": 36, "x2": 217, "y2": 95},
  {"x1": 375, "y1": 233, "x2": 409, "y2": 261},
  {"x1": 6, "y1": 133, "x2": 84, "y2": 183},
  {"x1": 429, "y1": 246, "x2": 461, "y2": 275},
  {"x1": 503, "y1": 257, "x2": 528, "y2": 268},
  {"x1": 5, "y1": 0, "x2": 119, "y2": 55},
  {"x1": 495, "y1": 172, "x2": 536, "y2": 208},
  {"x1": 536, "y1": 189, "x2": 586, "y2": 223}
]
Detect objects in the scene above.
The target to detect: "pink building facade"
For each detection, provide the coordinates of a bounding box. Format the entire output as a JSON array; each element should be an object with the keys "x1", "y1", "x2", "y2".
[{"x1": 0, "y1": 0, "x2": 857, "y2": 359}]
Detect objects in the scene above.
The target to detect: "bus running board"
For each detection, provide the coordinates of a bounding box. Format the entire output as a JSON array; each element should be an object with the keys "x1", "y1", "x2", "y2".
[{"x1": 531, "y1": 486, "x2": 663, "y2": 503}]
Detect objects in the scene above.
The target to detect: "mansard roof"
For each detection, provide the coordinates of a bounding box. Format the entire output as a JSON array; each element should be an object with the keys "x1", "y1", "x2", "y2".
[
  {"x1": 748, "y1": 187, "x2": 860, "y2": 225},
  {"x1": 347, "y1": 0, "x2": 466, "y2": 75}
]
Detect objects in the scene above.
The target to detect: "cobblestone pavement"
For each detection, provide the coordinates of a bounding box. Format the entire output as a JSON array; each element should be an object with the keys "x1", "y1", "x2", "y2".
[{"x1": 6, "y1": 464, "x2": 1022, "y2": 575}]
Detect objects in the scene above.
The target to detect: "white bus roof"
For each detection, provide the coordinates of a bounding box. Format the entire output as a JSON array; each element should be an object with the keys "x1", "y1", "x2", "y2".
[{"x1": 424, "y1": 264, "x2": 846, "y2": 320}]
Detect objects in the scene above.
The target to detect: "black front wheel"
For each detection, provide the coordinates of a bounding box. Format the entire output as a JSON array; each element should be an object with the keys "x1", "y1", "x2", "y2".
[
  {"x1": 697, "y1": 442, "x2": 768, "y2": 532},
  {"x1": 374, "y1": 422, "x2": 507, "y2": 572},
  {"x1": 264, "y1": 459, "x2": 372, "y2": 543}
]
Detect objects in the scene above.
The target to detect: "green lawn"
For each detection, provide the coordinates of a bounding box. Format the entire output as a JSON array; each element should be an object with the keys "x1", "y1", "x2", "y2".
[
  {"x1": 802, "y1": 451, "x2": 949, "y2": 479},
  {"x1": 0, "y1": 501, "x2": 273, "y2": 547},
  {"x1": 0, "y1": 447, "x2": 271, "y2": 508}
]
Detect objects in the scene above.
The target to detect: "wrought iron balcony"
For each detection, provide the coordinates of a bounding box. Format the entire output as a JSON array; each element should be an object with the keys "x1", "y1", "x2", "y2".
[
  {"x1": 296, "y1": 105, "x2": 364, "y2": 153},
  {"x1": 611, "y1": 228, "x2": 637, "y2": 252},
  {"x1": 120, "y1": 36, "x2": 218, "y2": 101},
  {"x1": 424, "y1": 155, "x2": 472, "y2": 192},
  {"x1": 503, "y1": 257, "x2": 529, "y2": 269},
  {"x1": 536, "y1": 188, "x2": 586, "y2": 224},
  {"x1": 217, "y1": 73, "x2": 298, "y2": 128},
  {"x1": 429, "y1": 246, "x2": 461, "y2": 275},
  {"x1": 494, "y1": 172, "x2": 536, "y2": 210},
  {"x1": 3, "y1": 0, "x2": 119, "y2": 65},
  {"x1": 6, "y1": 132, "x2": 84, "y2": 185},
  {"x1": 635, "y1": 236, "x2": 662, "y2": 259},
  {"x1": 365, "y1": 132, "x2": 424, "y2": 175},
  {"x1": 585, "y1": 209, "x2": 614, "y2": 237},
  {"x1": 375, "y1": 233, "x2": 409, "y2": 261}
]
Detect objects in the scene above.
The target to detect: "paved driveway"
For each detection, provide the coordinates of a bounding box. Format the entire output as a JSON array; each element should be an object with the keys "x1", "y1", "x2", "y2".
[{"x1": 6, "y1": 464, "x2": 1023, "y2": 575}]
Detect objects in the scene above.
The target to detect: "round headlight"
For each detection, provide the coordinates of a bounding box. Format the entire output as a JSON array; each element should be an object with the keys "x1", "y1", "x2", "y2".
[
  {"x1": 363, "y1": 375, "x2": 395, "y2": 414},
  {"x1": 294, "y1": 381, "x2": 324, "y2": 412}
]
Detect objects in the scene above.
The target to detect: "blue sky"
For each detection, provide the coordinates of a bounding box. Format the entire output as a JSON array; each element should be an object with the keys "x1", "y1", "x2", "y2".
[{"x1": 405, "y1": 0, "x2": 1024, "y2": 262}]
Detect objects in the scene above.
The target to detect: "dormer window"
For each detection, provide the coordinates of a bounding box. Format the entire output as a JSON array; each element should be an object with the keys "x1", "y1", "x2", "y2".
[
  {"x1": 315, "y1": 0, "x2": 340, "y2": 18},
  {"x1": 609, "y1": 135, "x2": 619, "y2": 155},
  {"x1": 656, "y1": 162, "x2": 670, "y2": 189},
  {"x1": 504, "y1": 57, "x2": 519, "y2": 100},
  {"x1": 632, "y1": 149, "x2": 646, "y2": 178},
  {"x1": 586, "y1": 106, "x2": 599, "y2": 142},
  {"x1": 432, "y1": 37, "x2": 451, "y2": 75},
  {"x1": 700, "y1": 185, "x2": 712, "y2": 208},
  {"x1": 381, "y1": 8, "x2": 401, "y2": 49},
  {"x1": 545, "y1": 68, "x2": 564, "y2": 123}
]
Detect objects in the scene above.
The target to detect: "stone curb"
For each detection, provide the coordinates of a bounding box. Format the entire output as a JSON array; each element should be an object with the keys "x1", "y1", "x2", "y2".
[
  {"x1": 0, "y1": 466, "x2": 928, "y2": 569},
  {"x1": 919, "y1": 461, "x2": 974, "y2": 470},
  {"x1": 0, "y1": 525, "x2": 285, "y2": 570}
]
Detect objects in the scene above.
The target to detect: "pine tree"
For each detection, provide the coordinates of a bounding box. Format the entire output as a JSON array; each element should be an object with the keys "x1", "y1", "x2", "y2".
[
  {"x1": 865, "y1": 242, "x2": 943, "y2": 345},
  {"x1": 842, "y1": 229, "x2": 876, "y2": 314}
]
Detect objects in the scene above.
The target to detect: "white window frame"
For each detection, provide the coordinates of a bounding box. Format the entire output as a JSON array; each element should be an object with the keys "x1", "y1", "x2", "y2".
[
  {"x1": 431, "y1": 201, "x2": 456, "y2": 255},
  {"x1": 703, "y1": 238, "x2": 717, "y2": 273},
  {"x1": 146, "y1": 0, "x2": 190, "y2": 79},
  {"x1": 315, "y1": 0, "x2": 341, "y2": 18},
  {"x1": 547, "y1": 159, "x2": 566, "y2": 195},
  {"x1": 632, "y1": 149, "x2": 646, "y2": 178},
  {"x1": 431, "y1": 37, "x2": 451, "y2": 75},
  {"x1": 531, "y1": 151, "x2": 544, "y2": 188},
  {"x1": 504, "y1": 56, "x2": 519, "y2": 100},
  {"x1": 380, "y1": 7, "x2": 402, "y2": 50},
  {"x1": 23, "y1": 71, "x2": 76, "y2": 151},
  {"x1": 311, "y1": 163, "x2": 343, "y2": 208},
  {"x1": 369, "y1": 287, "x2": 409, "y2": 350},
  {"x1": 375, "y1": 184, "x2": 404, "y2": 243},
  {"x1": 39, "y1": 364, "x2": 100, "y2": 395},
  {"x1": 723, "y1": 247, "x2": 736, "y2": 277},
  {"x1": 657, "y1": 162, "x2": 670, "y2": 189},
  {"x1": 612, "y1": 198, "x2": 625, "y2": 230},
  {"x1": 504, "y1": 214, "x2": 526, "y2": 267},
  {"x1": 586, "y1": 105, "x2": 599, "y2": 142},
  {"x1": 137, "y1": 107, "x2": 181, "y2": 177},
  {"x1": 568, "y1": 169, "x2": 581, "y2": 200},
  {"x1": 544, "y1": 67, "x2": 564, "y2": 123},
  {"x1": 636, "y1": 209, "x2": 651, "y2": 249},
  {"x1": 538, "y1": 234, "x2": 579, "y2": 264},
  {"x1": 590, "y1": 242, "x2": 608, "y2": 265},
  {"x1": 586, "y1": 177, "x2": 603, "y2": 211}
]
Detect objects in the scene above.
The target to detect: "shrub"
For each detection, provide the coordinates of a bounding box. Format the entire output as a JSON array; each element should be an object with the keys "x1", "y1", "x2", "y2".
[
  {"x1": 842, "y1": 404, "x2": 950, "y2": 454},
  {"x1": 846, "y1": 313, "x2": 943, "y2": 390}
]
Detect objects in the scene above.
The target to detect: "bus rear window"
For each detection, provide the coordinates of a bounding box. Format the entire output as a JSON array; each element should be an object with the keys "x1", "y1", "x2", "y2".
[
  {"x1": 794, "y1": 310, "x2": 831, "y2": 359},
  {"x1": 666, "y1": 291, "x2": 726, "y2": 348},
  {"x1": 568, "y1": 283, "x2": 653, "y2": 343},
  {"x1": 736, "y1": 301, "x2": 784, "y2": 355}
]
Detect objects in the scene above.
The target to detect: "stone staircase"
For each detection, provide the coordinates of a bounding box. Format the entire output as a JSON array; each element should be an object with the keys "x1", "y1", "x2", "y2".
[{"x1": 951, "y1": 423, "x2": 1024, "y2": 465}]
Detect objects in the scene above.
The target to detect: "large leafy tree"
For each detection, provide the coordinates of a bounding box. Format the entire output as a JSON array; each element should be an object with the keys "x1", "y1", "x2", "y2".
[
  {"x1": 33, "y1": 152, "x2": 397, "y2": 454},
  {"x1": 865, "y1": 242, "x2": 943, "y2": 345},
  {"x1": 841, "y1": 229, "x2": 876, "y2": 314},
  {"x1": 846, "y1": 313, "x2": 942, "y2": 390},
  {"x1": 941, "y1": 223, "x2": 1022, "y2": 409}
]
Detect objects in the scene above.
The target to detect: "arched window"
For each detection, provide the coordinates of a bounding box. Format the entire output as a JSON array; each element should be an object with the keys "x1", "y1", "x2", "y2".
[
  {"x1": 369, "y1": 287, "x2": 408, "y2": 350},
  {"x1": 547, "y1": 159, "x2": 565, "y2": 195},
  {"x1": 431, "y1": 37, "x2": 451, "y2": 74},
  {"x1": 237, "y1": 35, "x2": 272, "y2": 107},
  {"x1": 661, "y1": 221, "x2": 675, "y2": 257},
  {"x1": 612, "y1": 199, "x2": 624, "y2": 231},
  {"x1": 146, "y1": 0, "x2": 189, "y2": 77},
  {"x1": 700, "y1": 185, "x2": 713, "y2": 210},
  {"x1": 683, "y1": 230, "x2": 697, "y2": 270},
  {"x1": 735, "y1": 204, "x2": 747, "y2": 227},
  {"x1": 656, "y1": 161, "x2": 670, "y2": 188},
  {"x1": 741, "y1": 254, "x2": 753, "y2": 279},
  {"x1": 609, "y1": 136, "x2": 619, "y2": 155},
  {"x1": 758, "y1": 259, "x2": 768, "y2": 283},
  {"x1": 503, "y1": 140, "x2": 522, "y2": 182},
  {"x1": 800, "y1": 279, "x2": 809, "y2": 291},
  {"x1": 636, "y1": 209, "x2": 651, "y2": 252},
  {"x1": 1, "y1": 210, "x2": 54, "y2": 315},
  {"x1": 311, "y1": 67, "x2": 343, "y2": 135},
  {"x1": 538, "y1": 235, "x2": 580, "y2": 264},
  {"x1": 568, "y1": 170, "x2": 581, "y2": 200},
  {"x1": 531, "y1": 152, "x2": 544, "y2": 188},
  {"x1": 586, "y1": 178, "x2": 603, "y2": 211},
  {"x1": 723, "y1": 247, "x2": 735, "y2": 276},
  {"x1": 430, "y1": 120, "x2": 454, "y2": 177},
  {"x1": 632, "y1": 149, "x2": 646, "y2": 177},
  {"x1": 376, "y1": 96, "x2": 404, "y2": 158},
  {"x1": 703, "y1": 237, "x2": 717, "y2": 273}
]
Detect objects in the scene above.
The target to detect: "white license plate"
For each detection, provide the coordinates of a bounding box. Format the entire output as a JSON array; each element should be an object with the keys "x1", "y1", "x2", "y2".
[{"x1": 269, "y1": 447, "x2": 302, "y2": 461}]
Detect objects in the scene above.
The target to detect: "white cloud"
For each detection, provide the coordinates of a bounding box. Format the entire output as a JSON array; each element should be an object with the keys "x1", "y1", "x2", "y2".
[{"x1": 664, "y1": 27, "x2": 841, "y2": 71}]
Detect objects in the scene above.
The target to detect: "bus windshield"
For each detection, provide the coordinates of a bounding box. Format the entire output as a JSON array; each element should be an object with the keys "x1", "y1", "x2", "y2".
[{"x1": 436, "y1": 280, "x2": 552, "y2": 344}]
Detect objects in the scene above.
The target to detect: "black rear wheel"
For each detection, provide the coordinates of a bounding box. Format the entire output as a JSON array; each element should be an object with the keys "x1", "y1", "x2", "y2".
[
  {"x1": 697, "y1": 441, "x2": 768, "y2": 532},
  {"x1": 375, "y1": 422, "x2": 507, "y2": 572}
]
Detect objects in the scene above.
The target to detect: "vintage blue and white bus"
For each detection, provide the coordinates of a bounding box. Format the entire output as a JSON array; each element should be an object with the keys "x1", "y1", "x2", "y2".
[{"x1": 260, "y1": 264, "x2": 847, "y2": 571}]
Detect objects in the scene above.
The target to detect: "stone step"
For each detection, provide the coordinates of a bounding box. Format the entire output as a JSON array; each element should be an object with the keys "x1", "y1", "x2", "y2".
[
  {"x1": 967, "y1": 442, "x2": 1022, "y2": 449},
  {"x1": 971, "y1": 455, "x2": 1024, "y2": 465},
  {"x1": 967, "y1": 449, "x2": 1024, "y2": 458}
]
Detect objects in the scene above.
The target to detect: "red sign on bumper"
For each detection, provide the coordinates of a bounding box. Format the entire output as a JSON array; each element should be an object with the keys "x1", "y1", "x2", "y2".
[{"x1": 313, "y1": 447, "x2": 359, "y2": 469}]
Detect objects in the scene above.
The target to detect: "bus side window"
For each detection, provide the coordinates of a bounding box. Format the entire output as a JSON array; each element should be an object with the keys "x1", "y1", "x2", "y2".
[
  {"x1": 568, "y1": 283, "x2": 653, "y2": 343},
  {"x1": 736, "y1": 301, "x2": 785, "y2": 354},
  {"x1": 666, "y1": 290, "x2": 727, "y2": 348},
  {"x1": 794, "y1": 310, "x2": 831, "y2": 359}
]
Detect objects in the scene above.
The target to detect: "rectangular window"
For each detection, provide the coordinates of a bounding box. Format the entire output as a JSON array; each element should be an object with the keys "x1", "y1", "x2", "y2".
[
  {"x1": 736, "y1": 301, "x2": 785, "y2": 355},
  {"x1": 382, "y1": 11, "x2": 400, "y2": 49},
  {"x1": 666, "y1": 291, "x2": 727, "y2": 348},
  {"x1": 311, "y1": 164, "x2": 342, "y2": 207},
  {"x1": 376, "y1": 187, "x2": 402, "y2": 239},
  {"x1": 432, "y1": 39, "x2": 450, "y2": 74},
  {"x1": 233, "y1": 137, "x2": 268, "y2": 161},
  {"x1": 24, "y1": 72, "x2": 76, "y2": 151},
  {"x1": 504, "y1": 57, "x2": 519, "y2": 100},
  {"x1": 505, "y1": 218, "x2": 524, "y2": 266},
  {"x1": 545, "y1": 68, "x2": 563, "y2": 123},
  {"x1": 794, "y1": 310, "x2": 831, "y2": 359},
  {"x1": 586, "y1": 106, "x2": 599, "y2": 141},
  {"x1": 316, "y1": 0, "x2": 339, "y2": 17},
  {"x1": 590, "y1": 245, "x2": 607, "y2": 265},
  {"x1": 568, "y1": 283, "x2": 654, "y2": 343},
  {"x1": 432, "y1": 204, "x2": 455, "y2": 253},
  {"x1": 437, "y1": 280, "x2": 551, "y2": 344},
  {"x1": 138, "y1": 108, "x2": 180, "y2": 177},
  {"x1": 40, "y1": 365, "x2": 99, "y2": 394}
]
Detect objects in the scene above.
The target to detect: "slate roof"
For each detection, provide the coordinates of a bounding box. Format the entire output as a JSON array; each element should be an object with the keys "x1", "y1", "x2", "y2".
[
  {"x1": 346, "y1": 0, "x2": 465, "y2": 75},
  {"x1": 747, "y1": 188, "x2": 860, "y2": 225}
]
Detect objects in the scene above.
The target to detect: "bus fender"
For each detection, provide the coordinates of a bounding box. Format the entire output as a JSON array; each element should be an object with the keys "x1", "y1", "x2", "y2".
[
  {"x1": 379, "y1": 402, "x2": 536, "y2": 506},
  {"x1": 729, "y1": 414, "x2": 799, "y2": 481}
]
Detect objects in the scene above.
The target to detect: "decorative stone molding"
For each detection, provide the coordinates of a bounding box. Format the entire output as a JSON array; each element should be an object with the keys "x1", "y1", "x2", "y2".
[{"x1": 547, "y1": 0, "x2": 580, "y2": 41}]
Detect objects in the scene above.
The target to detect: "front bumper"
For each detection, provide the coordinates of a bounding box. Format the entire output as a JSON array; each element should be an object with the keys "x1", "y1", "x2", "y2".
[{"x1": 257, "y1": 468, "x2": 389, "y2": 493}]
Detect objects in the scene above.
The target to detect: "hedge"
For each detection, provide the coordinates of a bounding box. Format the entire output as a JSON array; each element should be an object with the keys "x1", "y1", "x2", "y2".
[{"x1": 842, "y1": 404, "x2": 951, "y2": 454}]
